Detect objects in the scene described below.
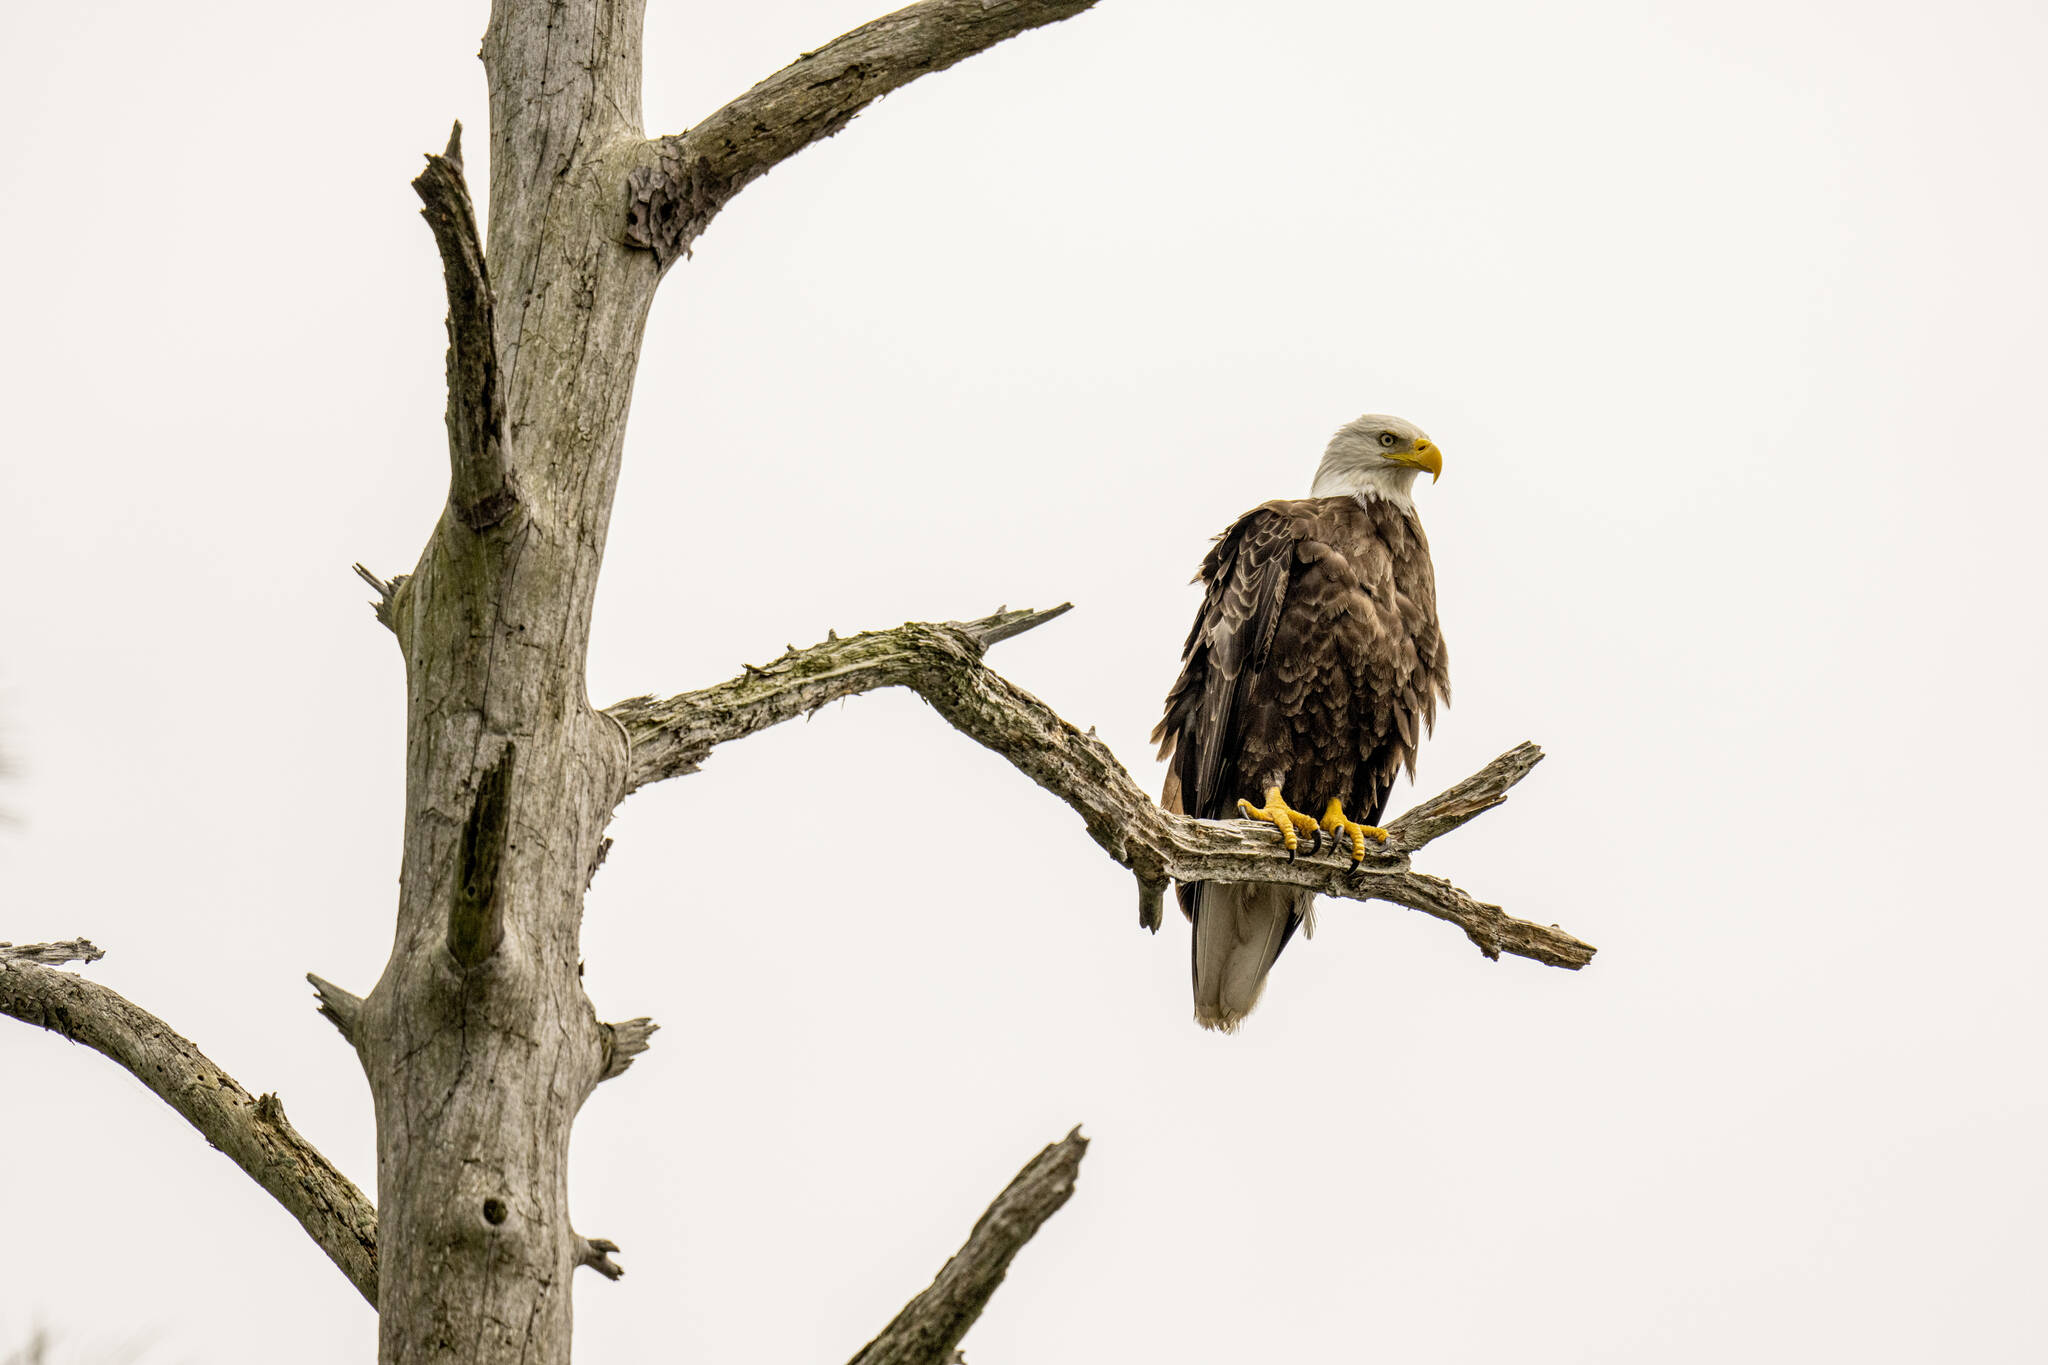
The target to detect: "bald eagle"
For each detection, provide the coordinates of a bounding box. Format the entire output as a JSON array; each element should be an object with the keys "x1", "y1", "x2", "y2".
[{"x1": 1153, "y1": 415, "x2": 1451, "y2": 1031}]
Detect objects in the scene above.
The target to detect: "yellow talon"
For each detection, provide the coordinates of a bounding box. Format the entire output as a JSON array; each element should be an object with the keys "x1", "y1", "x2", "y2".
[
  {"x1": 1237, "y1": 786, "x2": 1322, "y2": 854},
  {"x1": 1320, "y1": 798, "x2": 1388, "y2": 864}
]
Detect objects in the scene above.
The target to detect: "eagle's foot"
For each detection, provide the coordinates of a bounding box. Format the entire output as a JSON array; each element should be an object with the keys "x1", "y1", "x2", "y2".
[
  {"x1": 1237, "y1": 787, "x2": 1322, "y2": 858},
  {"x1": 1320, "y1": 799, "x2": 1388, "y2": 864}
]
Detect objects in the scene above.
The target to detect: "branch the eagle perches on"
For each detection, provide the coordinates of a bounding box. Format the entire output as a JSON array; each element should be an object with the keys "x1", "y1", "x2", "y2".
[{"x1": 604, "y1": 606, "x2": 1596, "y2": 971}]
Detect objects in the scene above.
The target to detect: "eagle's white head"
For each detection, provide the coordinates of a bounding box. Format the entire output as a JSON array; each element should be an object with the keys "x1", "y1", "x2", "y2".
[{"x1": 1310, "y1": 413, "x2": 1444, "y2": 509}]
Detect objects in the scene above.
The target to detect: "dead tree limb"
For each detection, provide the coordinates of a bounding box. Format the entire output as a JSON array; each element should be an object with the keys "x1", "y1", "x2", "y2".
[
  {"x1": 0, "y1": 938, "x2": 106, "y2": 968},
  {"x1": 350, "y1": 563, "x2": 408, "y2": 634},
  {"x1": 307, "y1": 972, "x2": 365, "y2": 1047},
  {"x1": 847, "y1": 1128, "x2": 1088, "y2": 1365},
  {"x1": 411, "y1": 120, "x2": 514, "y2": 531},
  {"x1": 604, "y1": 605, "x2": 1068, "y2": 791},
  {"x1": 626, "y1": 0, "x2": 1100, "y2": 266},
  {"x1": 606, "y1": 610, "x2": 1595, "y2": 970},
  {"x1": 0, "y1": 949, "x2": 379, "y2": 1306},
  {"x1": 598, "y1": 1017, "x2": 659, "y2": 1082},
  {"x1": 576, "y1": 1235, "x2": 625, "y2": 1282}
]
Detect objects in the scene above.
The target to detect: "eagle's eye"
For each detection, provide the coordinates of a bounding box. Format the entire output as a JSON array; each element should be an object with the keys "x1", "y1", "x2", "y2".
[{"x1": 1377, "y1": 432, "x2": 1398, "y2": 448}]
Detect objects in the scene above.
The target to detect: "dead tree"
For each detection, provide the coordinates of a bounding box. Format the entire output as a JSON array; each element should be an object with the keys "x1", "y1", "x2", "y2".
[{"x1": 0, "y1": 4, "x2": 1594, "y2": 1363}]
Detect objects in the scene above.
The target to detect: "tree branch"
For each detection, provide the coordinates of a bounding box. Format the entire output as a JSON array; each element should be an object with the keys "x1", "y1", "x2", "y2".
[
  {"x1": 848, "y1": 1127, "x2": 1088, "y2": 1365},
  {"x1": 350, "y1": 562, "x2": 408, "y2": 634},
  {"x1": 575, "y1": 1234, "x2": 624, "y2": 1281},
  {"x1": 307, "y1": 972, "x2": 365, "y2": 1047},
  {"x1": 412, "y1": 120, "x2": 515, "y2": 530},
  {"x1": 604, "y1": 612, "x2": 1596, "y2": 970},
  {"x1": 0, "y1": 938, "x2": 105, "y2": 968},
  {"x1": 598, "y1": 1016, "x2": 658, "y2": 1082},
  {"x1": 0, "y1": 951, "x2": 379, "y2": 1306},
  {"x1": 625, "y1": 0, "x2": 1099, "y2": 266},
  {"x1": 604, "y1": 605, "x2": 1067, "y2": 791}
]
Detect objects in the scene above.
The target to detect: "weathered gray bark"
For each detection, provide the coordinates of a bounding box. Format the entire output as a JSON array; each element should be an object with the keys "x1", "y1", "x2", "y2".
[
  {"x1": 847, "y1": 1128, "x2": 1089, "y2": 1365},
  {"x1": 3, "y1": 946, "x2": 1079, "y2": 1346},
  {"x1": 349, "y1": 5, "x2": 1105, "y2": 1363},
  {"x1": 0, "y1": 942, "x2": 380, "y2": 1305},
  {"x1": 9, "y1": 6, "x2": 1107, "y2": 1358}
]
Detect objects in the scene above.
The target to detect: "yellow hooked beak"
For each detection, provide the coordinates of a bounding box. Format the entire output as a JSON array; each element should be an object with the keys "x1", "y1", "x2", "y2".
[{"x1": 1400, "y1": 439, "x2": 1444, "y2": 483}]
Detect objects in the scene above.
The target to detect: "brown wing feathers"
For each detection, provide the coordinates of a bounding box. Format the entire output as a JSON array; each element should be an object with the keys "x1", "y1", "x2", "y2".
[
  {"x1": 1152, "y1": 507, "x2": 1296, "y2": 825},
  {"x1": 1154, "y1": 496, "x2": 1448, "y2": 1016}
]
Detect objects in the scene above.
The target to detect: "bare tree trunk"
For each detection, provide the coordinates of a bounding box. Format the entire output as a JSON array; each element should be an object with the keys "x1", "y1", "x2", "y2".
[
  {"x1": 354, "y1": 5, "x2": 1099, "y2": 1361},
  {"x1": 353, "y1": 8, "x2": 650, "y2": 1359}
]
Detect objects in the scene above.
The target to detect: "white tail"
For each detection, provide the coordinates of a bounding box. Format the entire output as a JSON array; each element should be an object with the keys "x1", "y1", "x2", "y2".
[{"x1": 1191, "y1": 883, "x2": 1310, "y2": 1031}]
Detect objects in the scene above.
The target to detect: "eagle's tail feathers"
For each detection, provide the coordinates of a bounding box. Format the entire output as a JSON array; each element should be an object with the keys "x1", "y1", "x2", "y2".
[{"x1": 1191, "y1": 883, "x2": 1308, "y2": 1032}]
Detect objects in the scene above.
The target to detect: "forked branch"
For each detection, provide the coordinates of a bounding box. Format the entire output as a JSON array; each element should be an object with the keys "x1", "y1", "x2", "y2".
[
  {"x1": 847, "y1": 1127, "x2": 1088, "y2": 1365},
  {"x1": 606, "y1": 611, "x2": 1595, "y2": 970},
  {"x1": 0, "y1": 945, "x2": 379, "y2": 1305},
  {"x1": 626, "y1": 0, "x2": 1099, "y2": 265}
]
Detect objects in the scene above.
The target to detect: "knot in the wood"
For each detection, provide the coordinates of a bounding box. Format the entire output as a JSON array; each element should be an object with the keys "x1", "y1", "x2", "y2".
[
  {"x1": 455, "y1": 483, "x2": 520, "y2": 532},
  {"x1": 624, "y1": 143, "x2": 733, "y2": 268}
]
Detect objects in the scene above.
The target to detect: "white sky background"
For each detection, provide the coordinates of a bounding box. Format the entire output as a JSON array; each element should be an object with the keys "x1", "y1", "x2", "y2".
[{"x1": 3, "y1": 0, "x2": 2045, "y2": 1360}]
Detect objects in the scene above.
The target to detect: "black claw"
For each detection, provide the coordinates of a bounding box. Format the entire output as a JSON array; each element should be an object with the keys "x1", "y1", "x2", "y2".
[{"x1": 1309, "y1": 828, "x2": 1323, "y2": 857}]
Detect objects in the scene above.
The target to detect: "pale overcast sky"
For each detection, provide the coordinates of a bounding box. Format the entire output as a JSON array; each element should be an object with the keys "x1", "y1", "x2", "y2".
[{"x1": 4, "y1": 2, "x2": 2046, "y2": 1362}]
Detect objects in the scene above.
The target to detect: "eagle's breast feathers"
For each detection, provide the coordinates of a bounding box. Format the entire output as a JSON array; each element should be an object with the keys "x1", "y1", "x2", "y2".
[{"x1": 1154, "y1": 493, "x2": 1449, "y2": 831}]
